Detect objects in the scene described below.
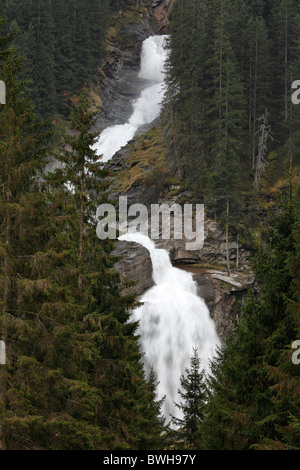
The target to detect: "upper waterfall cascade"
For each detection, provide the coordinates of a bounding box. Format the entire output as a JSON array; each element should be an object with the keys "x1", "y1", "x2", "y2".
[
  {"x1": 92, "y1": 35, "x2": 168, "y2": 162},
  {"x1": 119, "y1": 232, "x2": 221, "y2": 424}
]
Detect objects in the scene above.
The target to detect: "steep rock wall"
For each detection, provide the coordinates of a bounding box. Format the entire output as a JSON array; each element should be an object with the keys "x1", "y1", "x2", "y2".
[
  {"x1": 151, "y1": 0, "x2": 177, "y2": 33},
  {"x1": 107, "y1": 139, "x2": 256, "y2": 341},
  {"x1": 93, "y1": 0, "x2": 176, "y2": 128}
]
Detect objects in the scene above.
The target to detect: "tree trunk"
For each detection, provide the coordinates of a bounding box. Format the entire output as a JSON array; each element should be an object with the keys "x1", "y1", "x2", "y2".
[
  {"x1": 252, "y1": 32, "x2": 258, "y2": 170},
  {"x1": 78, "y1": 155, "x2": 84, "y2": 291},
  {"x1": 284, "y1": 1, "x2": 288, "y2": 122},
  {"x1": 218, "y1": 4, "x2": 224, "y2": 120},
  {"x1": 236, "y1": 231, "x2": 239, "y2": 269},
  {"x1": 226, "y1": 199, "x2": 230, "y2": 274}
]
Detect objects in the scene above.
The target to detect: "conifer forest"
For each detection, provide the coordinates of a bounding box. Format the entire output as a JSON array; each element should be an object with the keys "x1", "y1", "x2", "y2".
[{"x1": 0, "y1": 0, "x2": 299, "y2": 455}]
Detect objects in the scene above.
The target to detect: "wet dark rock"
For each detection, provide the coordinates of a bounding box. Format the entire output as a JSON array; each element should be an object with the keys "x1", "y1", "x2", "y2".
[
  {"x1": 151, "y1": 0, "x2": 177, "y2": 33},
  {"x1": 94, "y1": 11, "x2": 158, "y2": 134},
  {"x1": 113, "y1": 240, "x2": 153, "y2": 297}
]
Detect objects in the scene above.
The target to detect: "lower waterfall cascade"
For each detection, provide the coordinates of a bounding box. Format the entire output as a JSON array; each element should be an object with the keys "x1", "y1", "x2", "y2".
[{"x1": 119, "y1": 232, "x2": 221, "y2": 424}]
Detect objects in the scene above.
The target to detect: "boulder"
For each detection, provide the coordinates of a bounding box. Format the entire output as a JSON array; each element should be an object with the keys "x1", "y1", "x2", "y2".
[{"x1": 113, "y1": 240, "x2": 153, "y2": 296}]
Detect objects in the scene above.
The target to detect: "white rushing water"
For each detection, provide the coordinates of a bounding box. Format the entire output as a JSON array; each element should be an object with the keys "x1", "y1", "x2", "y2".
[
  {"x1": 92, "y1": 35, "x2": 168, "y2": 162},
  {"x1": 119, "y1": 232, "x2": 221, "y2": 424},
  {"x1": 94, "y1": 34, "x2": 221, "y2": 424}
]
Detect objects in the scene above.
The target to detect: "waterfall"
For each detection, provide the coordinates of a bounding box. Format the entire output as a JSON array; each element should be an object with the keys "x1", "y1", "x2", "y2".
[
  {"x1": 119, "y1": 232, "x2": 221, "y2": 425},
  {"x1": 92, "y1": 35, "x2": 168, "y2": 162},
  {"x1": 95, "y1": 34, "x2": 221, "y2": 424}
]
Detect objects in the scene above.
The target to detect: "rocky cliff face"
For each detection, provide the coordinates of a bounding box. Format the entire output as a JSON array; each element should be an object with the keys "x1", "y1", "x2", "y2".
[
  {"x1": 106, "y1": 138, "x2": 256, "y2": 341},
  {"x1": 94, "y1": 0, "x2": 256, "y2": 341},
  {"x1": 93, "y1": 7, "x2": 155, "y2": 129},
  {"x1": 151, "y1": 0, "x2": 177, "y2": 33},
  {"x1": 114, "y1": 231, "x2": 255, "y2": 341},
  {"x1": 92, "y1": 0, "x2": 175, "y2": 128}
]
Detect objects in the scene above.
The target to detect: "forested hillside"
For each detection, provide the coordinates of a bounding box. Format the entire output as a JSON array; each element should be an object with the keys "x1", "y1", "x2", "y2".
[
  {"x1": 0, "y1": 0, "x2": 299, "y2": 453},
  {"x1": 163, "y1": 0, "x2": 300, "y2": 254},
  {"x1": 0, "y1": 2, "x2": 167, "y2": 450},
  {"x1": 161, "y1": 2, "x2": 300, "y2": 448},
  {"x1": 2, "y1": 0, "x2": 122, "y2": 118}
]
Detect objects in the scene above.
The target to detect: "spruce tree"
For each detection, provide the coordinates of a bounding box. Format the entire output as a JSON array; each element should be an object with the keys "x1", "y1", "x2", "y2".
[
  {"x1": 201, "y1": 169, "x2": 300, "y2": 450},
  {"x1": 43, "y1": 90, "x2": 167, "y2": 450},
  {"x1": 3, "y1": 0, "x2": 112, "y2": 118},
  {"x1": 205, "y1": 0, "x2": 247, "y2": 272},
  {"x1": 0, "y1": 32, "x2": 166, "y2": 447},
  {"x1": 171, "y1": 348, "x2": 207, "y2": 449},
  {"x1": 130, "y1": 367, "x2": 168, "y2": 450},
  {"x1": 0, "y1": 8, "x2": 14, "y2": 64}
]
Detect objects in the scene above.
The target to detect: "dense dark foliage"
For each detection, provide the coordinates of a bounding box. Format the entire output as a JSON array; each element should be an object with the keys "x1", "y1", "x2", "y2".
[
  {"x1": 2, "y1": 0, "x2": 112, "y2": 118},
  {"x1": 0, "y1": 12, "x2": 167, "y2": 449},
  {"x1": 200, "y1": 172, "x2": 300, "y2": 449},
  {"x1": 163, "y1": 0, "x2": 300, "y2": 248},
  {"x1": 0, "y1": 0, "x2": 299, "y2": 451},
  {"x1": 171, "y1": 348, "x2": 207, "y2": 449},
  {"x1": 163, "y1": 0, "x2": 300, "y2": 450}
]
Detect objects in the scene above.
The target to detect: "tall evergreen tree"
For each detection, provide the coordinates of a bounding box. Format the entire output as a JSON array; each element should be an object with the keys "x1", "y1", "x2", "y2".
[
  {"x1": 0, "y1": 24, "x2": 166, "y2": 448},
  {"x1": 201, "y1": 169, "x2": 300, "y2": 450},
  {"x1": 163, "y1": 0, "x2": 211, "y2": 196},
  {"x1": 3, "y1": 0, "x2": 112, "y2": 118},
  {"x1": 205, "y1": 0, "x2": 247, "y2": 272},
  {"x1": 171, "y1": 348, "x2": 207, "y2": 449},
  {"x1": 133, "y1": 367, "x2": 168, "y2": 450},
  {"x1": 49, "y1": 90, "x2": 166, "y2": 449}
]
